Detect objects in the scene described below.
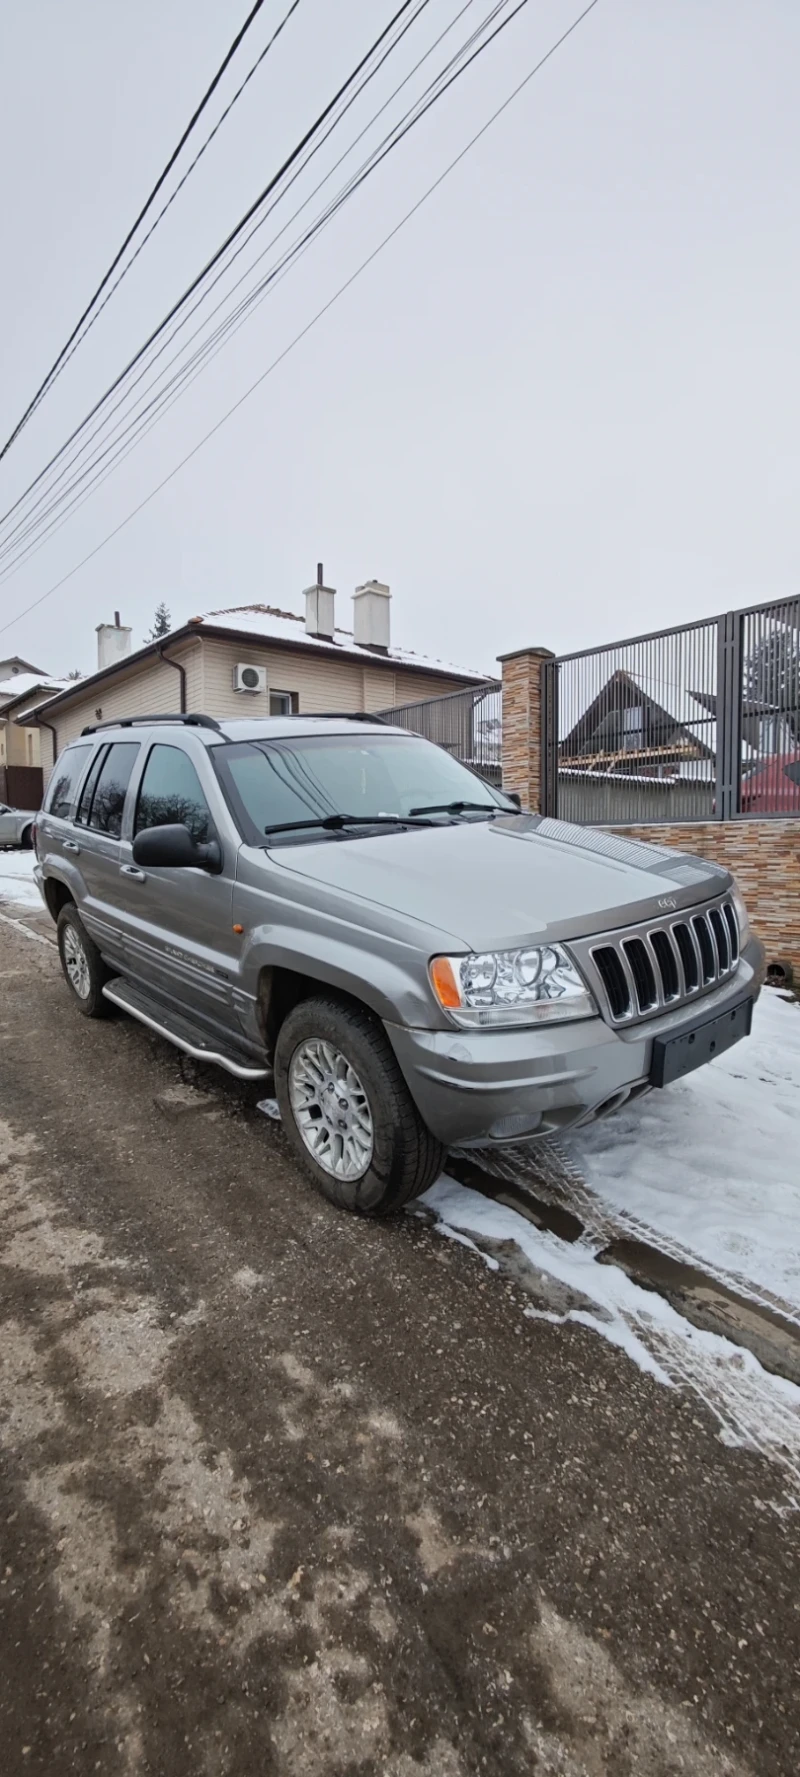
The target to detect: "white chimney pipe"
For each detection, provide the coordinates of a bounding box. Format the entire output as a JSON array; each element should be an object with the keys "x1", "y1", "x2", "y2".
[
  {"x1": 96, "y1": 620, "x2": 132, "y2": 672},
  {"x1": 304, "y1": 562, "x2": 336, "y2": 640},
  {"x1": 352, "y1": 580, "x2": 391, "y2": 652}
]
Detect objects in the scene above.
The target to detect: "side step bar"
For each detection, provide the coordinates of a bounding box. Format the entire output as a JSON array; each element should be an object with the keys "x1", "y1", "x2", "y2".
[{"x1": 102, "y1": 980, "x2": 268, "y2": 1080}]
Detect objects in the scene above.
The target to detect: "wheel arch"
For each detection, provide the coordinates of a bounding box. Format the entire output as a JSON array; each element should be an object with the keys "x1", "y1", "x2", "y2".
[
  {"x1": 256, "y1": 965, "x2": 373, "y2": 1057},
  {"x1": 43, "y1": 876, "x2": 75, "y2": 924}
]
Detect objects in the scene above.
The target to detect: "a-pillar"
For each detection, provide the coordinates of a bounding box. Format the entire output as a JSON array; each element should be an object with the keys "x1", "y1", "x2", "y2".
[{"x1": 498, "y1": 646, "x2": 554, "y2": 813}]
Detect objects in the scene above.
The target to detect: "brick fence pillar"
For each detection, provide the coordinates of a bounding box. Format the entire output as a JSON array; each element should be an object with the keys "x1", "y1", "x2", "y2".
[{"x1": 498, "y1": 646, "x2": 554, "y2": 813}]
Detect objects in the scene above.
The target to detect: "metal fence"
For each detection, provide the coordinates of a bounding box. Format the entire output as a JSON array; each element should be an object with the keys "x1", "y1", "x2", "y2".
[
  {"x1": 378, "y1": 680, "x2": 502, "y2": 784},
  {"x1": 543, "y1": 596, "x2": 800, "y2": 823}
]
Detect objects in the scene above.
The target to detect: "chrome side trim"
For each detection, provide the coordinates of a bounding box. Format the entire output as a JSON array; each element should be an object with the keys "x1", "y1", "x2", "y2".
[{"x1": 101, "y1": 984, "x2": 268, "y2": 1079}]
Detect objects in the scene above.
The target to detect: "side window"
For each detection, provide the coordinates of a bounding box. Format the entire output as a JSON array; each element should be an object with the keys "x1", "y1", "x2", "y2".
[
  {"x1": 134, "y1": 744, "x2": 213, "y2": 845},
  {"x1": 45, "y1": 744, "x2": 92, "y2": 819},
  {"x1": 75, "y1": 746, "x2": 110, "y2": 825},
  {"x1": 85, "y1": 742, "x2": 140, "y2": 839}
]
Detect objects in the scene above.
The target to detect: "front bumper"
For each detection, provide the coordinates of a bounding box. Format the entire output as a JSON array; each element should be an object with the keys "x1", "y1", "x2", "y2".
[{"x1": 385, "y1": 937, "x2": 764, "y2": 1147}]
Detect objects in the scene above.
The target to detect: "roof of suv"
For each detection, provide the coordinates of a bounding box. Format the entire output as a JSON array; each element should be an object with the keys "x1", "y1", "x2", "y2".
[{"x1": 74, "y1": 712, "x2": 404, "y2": 746}]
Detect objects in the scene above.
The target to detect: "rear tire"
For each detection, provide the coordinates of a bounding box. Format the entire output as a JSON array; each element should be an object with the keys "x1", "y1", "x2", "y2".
[
  {"x1": 274, "y1": 995, "x2": 444, "y2": 1216},
  {"x1": 20, "y1": 826, "x2": 33, "y2": 850},
  {"x1": 56, "y1": 904, "x2": 110, "y2": 1019}
]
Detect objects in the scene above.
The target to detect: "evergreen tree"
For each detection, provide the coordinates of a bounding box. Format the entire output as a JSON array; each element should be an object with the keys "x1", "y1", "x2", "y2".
[{"x1": 147, "y1": 602, "x2": 171, "y2": 641}]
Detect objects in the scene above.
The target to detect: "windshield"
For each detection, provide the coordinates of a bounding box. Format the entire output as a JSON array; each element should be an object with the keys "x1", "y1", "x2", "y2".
[{"x1": 215, "y1": 733, "x2": 510, "y2": 844}]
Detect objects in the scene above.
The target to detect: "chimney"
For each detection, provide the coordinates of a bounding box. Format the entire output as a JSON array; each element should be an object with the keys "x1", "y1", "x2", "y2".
[
  {"x1": 96, "y1": 617, "x2": 133, "y2": 672},
  {"x1": 304, "y1": 562, "x2": 336, "y2": 640},
  {"x1": 352, "y1": 580, "x2": 391, "y2": 653}
]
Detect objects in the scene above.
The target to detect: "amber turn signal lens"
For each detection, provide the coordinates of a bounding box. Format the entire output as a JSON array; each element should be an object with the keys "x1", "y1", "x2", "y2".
[
  {"x1": 430, "y1": 957, "x2": 461, "y2": 1010},
  {"x1": 232, "y1": 924, "x2": 244, "y2": 935}
]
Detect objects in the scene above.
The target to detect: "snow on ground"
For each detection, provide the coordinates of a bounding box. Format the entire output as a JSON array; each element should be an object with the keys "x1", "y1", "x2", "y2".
[
  {"x1": 0, "y1": 848, "x2": 42, "y2": 911},
  {"x1": 564, "y1": 990, "x2": 800, "y2": 1315},
  {"x1": 422, "y1": 989, "x2": 800, "y2": 1490},
  {"x1": 422, "y1": 1172, "x2": 800, "y2": 1492}
]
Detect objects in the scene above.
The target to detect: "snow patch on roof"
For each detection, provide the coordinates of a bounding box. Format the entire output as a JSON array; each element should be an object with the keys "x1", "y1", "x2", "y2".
[
  {"x1": 0, "y1": 674, "x2": 72, "y2": 707},
  {"x1": 190, "y1": 605, "x2": 490, "y2": 682}
]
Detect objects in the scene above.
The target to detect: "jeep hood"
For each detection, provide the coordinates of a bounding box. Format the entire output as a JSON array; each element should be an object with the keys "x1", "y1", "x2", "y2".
[{"x1": 271, "y1": 814, "x2": 729, "y2": 951}]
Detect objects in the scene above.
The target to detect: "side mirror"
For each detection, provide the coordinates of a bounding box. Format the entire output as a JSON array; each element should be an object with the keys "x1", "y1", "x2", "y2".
[
  {"x1": 504, "y1": 790, "x2": 522, "y2": 811},
  {"x1": 132, "y1": 823, "x2": 222, "y2": 873}
]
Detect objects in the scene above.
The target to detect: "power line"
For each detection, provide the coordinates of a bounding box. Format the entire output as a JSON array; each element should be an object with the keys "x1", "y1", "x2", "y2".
[
  {"x1": 30, "y1": 0, "x2": 306, "y2": 411},
  {"x1": 0, "y1": 0, "x2": 287, "y2": 463},
  {"x1": 0, "y1": 0, "x2": 424, "y2": 531},
  {"x1": 0, "y1": 0, "x2": 602, "y2": 640},
  {"x1": 0, "y1": 0, "x2": 439, "y2": 569},
  {"x1": 0, "y1": 0, "x2": 503, "y2": 576}
]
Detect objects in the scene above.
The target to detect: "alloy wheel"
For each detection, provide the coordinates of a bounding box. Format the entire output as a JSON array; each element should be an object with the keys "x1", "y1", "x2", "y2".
[
  {"x1": 288, "y1": 1038, "x2": 374, "y2": 1181},
  {"x1": 62, "y1": 925, "x2": 91, "y2": 1000}
]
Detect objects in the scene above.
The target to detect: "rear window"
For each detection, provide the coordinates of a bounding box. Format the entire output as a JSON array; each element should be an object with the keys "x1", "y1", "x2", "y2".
[
  {"x1": 84, "y1": 742, "x2": 140, "y2": 838},
  {"x1": 44, "y1": 744, "x2": 92, "y2": 819}
]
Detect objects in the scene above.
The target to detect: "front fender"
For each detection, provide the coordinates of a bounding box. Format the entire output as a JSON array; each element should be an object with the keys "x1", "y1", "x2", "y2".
[{"x1": 237, "y1": 923, "x2": 439, "y2": 1030}]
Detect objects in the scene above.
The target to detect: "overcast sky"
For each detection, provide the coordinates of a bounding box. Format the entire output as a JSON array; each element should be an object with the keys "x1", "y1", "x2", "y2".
[{"x1": 0, "y1": 0, "x2": 798, "y2": 680}]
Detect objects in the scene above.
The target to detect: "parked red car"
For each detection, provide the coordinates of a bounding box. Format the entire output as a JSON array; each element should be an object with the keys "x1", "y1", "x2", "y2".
[{"x1": 740, "y1": 753, "x2": 800, "y2": 813}]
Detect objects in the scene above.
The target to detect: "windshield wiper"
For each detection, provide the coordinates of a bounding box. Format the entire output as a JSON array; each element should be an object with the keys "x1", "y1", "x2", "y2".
[
  {"x1": 264, "y1": 812, "x2": 435, "y2": 837},
  {"x1": 408, "y1": 799, "x2": 502, "y2": 818}
]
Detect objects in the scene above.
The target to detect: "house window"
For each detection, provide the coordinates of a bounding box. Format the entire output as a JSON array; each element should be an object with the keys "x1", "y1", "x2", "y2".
[
  {"x1": 622, "y1": 706, "x2": 644, "y2": 749},
  {"x1": 270, "y1": 690, "x2": 296, "y2": 716}
]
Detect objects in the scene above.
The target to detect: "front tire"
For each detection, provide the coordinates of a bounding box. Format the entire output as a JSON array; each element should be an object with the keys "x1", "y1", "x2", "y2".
[
  {"x1": 56, "y1": 904, "x2": 110, "y2": 1019},
  {"x1": 274, "y1": 996, "x2": 444, "y2": 1215},
  {"x1": 20, "y1": 826, "x2": 33, "y2": 850}
]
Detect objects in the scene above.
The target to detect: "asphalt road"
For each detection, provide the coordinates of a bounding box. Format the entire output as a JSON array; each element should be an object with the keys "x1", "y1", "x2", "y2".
[{"x1": 1, "y1": 909, "x2": 799, "y2": 1777}]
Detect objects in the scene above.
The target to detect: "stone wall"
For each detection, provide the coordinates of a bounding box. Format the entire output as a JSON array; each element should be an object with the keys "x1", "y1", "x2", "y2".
[
  {"x1": 498, "y1": 647, "x2": 553, "y2": 811},
  {"x1": 609, "y1": 820, "x2": 800, "y2": 974}
]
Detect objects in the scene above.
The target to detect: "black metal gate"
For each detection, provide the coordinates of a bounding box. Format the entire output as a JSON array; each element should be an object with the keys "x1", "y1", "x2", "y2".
[{"x1": 542, "y1": 597, "x2": 800, "y2": 823}]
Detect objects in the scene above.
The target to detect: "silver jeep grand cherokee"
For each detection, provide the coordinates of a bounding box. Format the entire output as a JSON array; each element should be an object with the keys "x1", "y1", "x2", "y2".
[{"x1": 35, "y1": 713, "x2": 763, "y2": 1215}]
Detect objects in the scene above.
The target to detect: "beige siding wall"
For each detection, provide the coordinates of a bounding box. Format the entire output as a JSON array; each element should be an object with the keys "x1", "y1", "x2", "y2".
[
  {"x1": 38, "y1": 642, "x2": 201, "y2": 786},
  {"x1": 3, "y1": 688, "x2": 59, "y2": 767},
  {"x1": 196, "y1": 637, "x2": 470, "y2": 718},
  {"x1": 35, "y1": 634, "x2": 475, "y2": 784},
  {"x1": 2, "y1": 716, "x2": 41, "y2": 767},
  {"x1": 387, "y1": 667, "x2": 475, "y2": 707}
]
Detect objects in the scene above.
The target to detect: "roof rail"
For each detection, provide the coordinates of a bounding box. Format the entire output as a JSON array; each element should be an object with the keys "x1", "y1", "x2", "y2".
[
  {"x1": 80, "y1": 712, "x2": 222, "y2": 736},
  {"x1": 284, "y1": 711, "x2": 387, "y2": 725}
]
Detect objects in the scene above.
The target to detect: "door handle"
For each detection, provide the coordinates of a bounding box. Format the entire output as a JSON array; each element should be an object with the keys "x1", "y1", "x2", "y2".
[
  {"x1": 63, "y1": 839, "x2": 81, "y2": 853},
  {"x1": 120, "y1": 864, "x2": 147, "y2": 881}
]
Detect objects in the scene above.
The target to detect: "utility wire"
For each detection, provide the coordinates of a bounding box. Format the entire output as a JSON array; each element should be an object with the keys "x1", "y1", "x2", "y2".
[
  {"x1": 0, "y1": 0, "x2": 290, "y2": 462},
  {"x1": 34, "y1": 0, "x2": 305, "y2": 409},
  {"x1": 0, "y1": 0, "x2": 533, "y2": 582},
  {"x1": 0, "y1": 0, "x2": 438, "y2": 563},
  {"x1": 0, "y1": 0, "x2": 499, "y2": 573},
  {"x1": 0, "y1": 0, "x2": 602, "y2": 639},
  {"x1": 0, "y1": 0, "x2": 423, "y2": 530}
]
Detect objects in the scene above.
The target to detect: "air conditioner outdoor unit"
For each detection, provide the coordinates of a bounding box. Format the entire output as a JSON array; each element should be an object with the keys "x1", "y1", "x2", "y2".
[{"x1": 233, "y1": 663, "x2": 267, "y2": 694}]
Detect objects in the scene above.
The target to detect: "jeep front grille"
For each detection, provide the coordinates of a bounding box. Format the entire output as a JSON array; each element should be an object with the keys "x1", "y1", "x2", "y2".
[{"x1": 581, "y1": 894, "x2": 740, "y2": 1025}]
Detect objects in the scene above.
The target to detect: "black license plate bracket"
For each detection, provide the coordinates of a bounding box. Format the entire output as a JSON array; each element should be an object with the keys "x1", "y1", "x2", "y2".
[{"x1": 650, "y1": 996, "x2": 753, "y2": 1089}]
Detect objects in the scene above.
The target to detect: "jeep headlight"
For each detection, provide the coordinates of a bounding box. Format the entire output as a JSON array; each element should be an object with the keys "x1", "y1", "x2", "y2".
[
  {"x1": 731, "y1": 884, "x2": 751, "y2": 947},
  {"x1": 429, "y1": 945, "x2": 597, "y2": 1028}
]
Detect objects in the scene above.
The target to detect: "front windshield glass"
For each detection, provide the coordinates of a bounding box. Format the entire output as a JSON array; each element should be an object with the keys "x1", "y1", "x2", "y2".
[{"x1": 217, "y1": 733, "x2": 509, "y2": 842}]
